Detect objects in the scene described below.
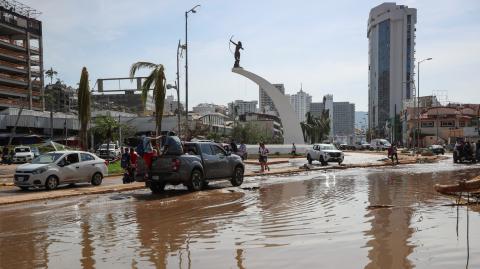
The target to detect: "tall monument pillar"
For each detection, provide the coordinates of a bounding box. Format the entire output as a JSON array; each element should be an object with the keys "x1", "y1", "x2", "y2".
[{"x1": 232, "y1": 67, "x2": 304, "y2": 144}]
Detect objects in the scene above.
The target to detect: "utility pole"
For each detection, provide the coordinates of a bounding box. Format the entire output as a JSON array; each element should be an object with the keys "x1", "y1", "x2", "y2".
[
  {"x1": 118, "y1": 114, "x2": 122, "y2": 148},
  {"x1": 8, "y1": 99, "x2": 26, "y2": 147},
  {"x1": 416, "y1": 58, "x2": 432, "y2": 150},
  {"x1": 185, "y1": 5, "x2": 200, "y2": 138}
]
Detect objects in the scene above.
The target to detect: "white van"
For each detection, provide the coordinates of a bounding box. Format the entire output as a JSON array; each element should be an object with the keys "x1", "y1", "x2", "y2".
[{"x1": 370, "y1": 139, "x2": 391, "y2": 150}]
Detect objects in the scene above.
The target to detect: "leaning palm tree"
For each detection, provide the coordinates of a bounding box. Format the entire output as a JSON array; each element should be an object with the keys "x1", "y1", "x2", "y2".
[
  {"x1": 78, "y1": 67, "x2": 91, "y2": 150},
  {"x1": 129, "y1": 61, "x2": 166, "y2": 135}
]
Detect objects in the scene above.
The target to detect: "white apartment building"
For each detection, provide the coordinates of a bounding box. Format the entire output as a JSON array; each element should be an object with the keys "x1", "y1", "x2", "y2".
[
  {"x1": 228, "y1": 100, "x2": 258, "y2": 117},
  {"x1": 259, "y1": 84, "x2": 285, "y2": 116},
  {"x1": 288, "y1": 89, "x2": 312, "y2": 122},
  {"x1": 368, "y1": 2, "x2": 416, "y2": 135}
]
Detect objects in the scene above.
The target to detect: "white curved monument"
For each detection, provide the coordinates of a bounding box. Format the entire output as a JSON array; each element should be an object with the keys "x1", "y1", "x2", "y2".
[{"x1": 232, "y1": 67, "x2": 304, "y2": 144}]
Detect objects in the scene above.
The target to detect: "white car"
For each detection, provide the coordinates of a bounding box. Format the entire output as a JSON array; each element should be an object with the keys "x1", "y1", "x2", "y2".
[
  {"x1": 96, "y1": 143, "x2": 121, "y2": 160},
  {"x1": 370, "y1": 139, "x2": 391, "y2": 150},
  {"x1": 14, "y1": 151, "x2": 108, "y2": 191},
  {"x1": 12, "y1": 146, "x2": 35, "y2": 163},
  {"x1": 306, "y1": 143, "x2": 344, "y2": 166}
]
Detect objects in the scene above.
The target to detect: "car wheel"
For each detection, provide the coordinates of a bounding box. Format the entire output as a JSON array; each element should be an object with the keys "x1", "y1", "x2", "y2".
[
  {"x1": 19, "y1": 186, "x2": 29, "y2": 191},
  {"x1": 45, "y1": 175, "x2": 58, "y2": 190},
  {"x1": 338, "y1": 160, "x2": 343, "y2": 165},
  {"x1": 149, "y1": 181, "x2": 165, "y2": 194},
  {"x1": 307, "y1": 155, "x2": 312, "y2": 164},
  {"x1": 231, "y1": 166, "x2": 244, "y2": 187},
  {"x1": 91, "y1": 172, "x2": 103, "y2": 186},
  {"x1": 187, "y1": 169, "x2": 204, "y2": 191},
  {"x1": 320, "y1": 156, "x2": 327, "y2": 166}
]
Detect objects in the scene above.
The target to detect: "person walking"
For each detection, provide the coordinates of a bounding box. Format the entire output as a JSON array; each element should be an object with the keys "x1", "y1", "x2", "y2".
[
  {"x1": 258, "y1": 142, "x2": 270, "y2": 172},
  {"x1": 230, "y1": 139, "x2": 238, "y2": 153},
  {"x1": 291, "y1": 143, "x2": 297, "y2": 156},
  {"x1": 239, "y1": 141, "x2": 247, "y2": 160},
  {"x1": 388, "y1": 143, "x2": 399, "y2": 165},
  {"x1": 121, "y1": 148, "x2": 131, "y2": 184},
  {"x1": 128, "y1": 147, "x2": 138, "y2": 183}
]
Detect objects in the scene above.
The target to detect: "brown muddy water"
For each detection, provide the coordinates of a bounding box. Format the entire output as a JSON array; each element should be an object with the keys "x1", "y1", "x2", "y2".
[{"x1": 1, "y1": 160, "x2": 479, "y2": 269}]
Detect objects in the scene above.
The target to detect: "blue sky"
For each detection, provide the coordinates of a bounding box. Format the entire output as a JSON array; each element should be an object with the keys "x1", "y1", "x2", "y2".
[{"x1": 24, "y1": 0, "x2": 480, "y2": 111}]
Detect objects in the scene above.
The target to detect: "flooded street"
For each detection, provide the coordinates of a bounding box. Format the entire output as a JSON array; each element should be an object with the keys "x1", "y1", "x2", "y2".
[{"x1": 1, "y1": 160, "x2": 479, "y2": 268}]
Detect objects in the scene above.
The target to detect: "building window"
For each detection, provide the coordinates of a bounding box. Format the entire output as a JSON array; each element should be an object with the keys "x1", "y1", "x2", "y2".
[
  {"x1": 421, "y1": 121, "x2": 434, "y2": 128},
  {"x1": 440, "y1": 121, "x2": 455, "y2": 127},
  {"x1": 459, "y1": 121, "x2": 465, "y2": 127}
]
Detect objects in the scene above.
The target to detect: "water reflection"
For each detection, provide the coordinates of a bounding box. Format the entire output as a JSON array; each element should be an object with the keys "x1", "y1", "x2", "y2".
[
  {"x1": 364, "y1": 172, "x2": 415, "y2": 269},
  {"x1": 0, "y1": 165, "x2": 479, "y2": 268}
]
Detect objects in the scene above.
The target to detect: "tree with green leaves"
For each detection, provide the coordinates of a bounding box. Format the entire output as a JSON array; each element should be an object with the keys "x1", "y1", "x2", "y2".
[
  {"x1": 78, "y1": 67, "x2": 91, "y2": 150},
  {"x1": 301, "y1": 111, "x2": 331, "y2": 144},
  {"x1": 129, "y1": 62, "x2": 166, "y2": 135},
  {"x1": 93, "y1": 115, "x2": 136, "y2": 147}
]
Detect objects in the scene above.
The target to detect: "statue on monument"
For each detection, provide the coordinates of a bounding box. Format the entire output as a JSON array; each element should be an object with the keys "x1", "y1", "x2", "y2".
[{"x1": 229, "y1": 37, "x2": 244, "y2": 68}]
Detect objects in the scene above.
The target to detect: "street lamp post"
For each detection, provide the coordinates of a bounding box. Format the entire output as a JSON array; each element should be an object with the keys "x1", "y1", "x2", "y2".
[
  {"x1": 185, "y1": 4, "x2": 200, "y2": 137},
  {"x1": 167, "y1": 83, "x2": 181, "y2": 137},
  {"x1": 416, "y1": 57, "x2": 432, "y2": 150},
  {"x1": 175, "y1": 40, "x2": 186, "y2": 137}
]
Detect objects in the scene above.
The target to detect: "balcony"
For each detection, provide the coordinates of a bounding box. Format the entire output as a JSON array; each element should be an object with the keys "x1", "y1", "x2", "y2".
[
  {"x1": 0, "y1": 39, "x2": 26, "y2": 52},
  {"x1": 0, "y1": 97, "x2": 42, "y2": 110},
  {"x1": 0, "y1": 59, "x2": 27, "y2": 75},
  {"x1": 0, "y1": 72, "x2": 27, "y2": 87},
  {"x1": 0, "y1": 85, "x2": 40, "y2": 98}
]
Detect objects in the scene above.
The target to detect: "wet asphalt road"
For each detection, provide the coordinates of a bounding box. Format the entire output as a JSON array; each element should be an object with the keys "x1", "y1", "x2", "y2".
[{"x1": 1, "y1": 158, "x2": 479, "y2": 269}]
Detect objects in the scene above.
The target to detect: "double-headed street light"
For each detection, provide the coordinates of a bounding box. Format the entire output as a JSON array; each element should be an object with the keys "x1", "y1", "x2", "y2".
[
  {"x1": 185, "y1": 4, "x2": 200, "y2": 134},
  {"x1": 416, "y1": 57, "x2": 433, "y2": 149}
]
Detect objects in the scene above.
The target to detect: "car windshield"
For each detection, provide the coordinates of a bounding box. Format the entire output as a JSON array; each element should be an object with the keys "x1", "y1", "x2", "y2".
[
  {"x1": 31, "y1": 153, "x2": 64, "y2": 164},
  {"x1": 15, "y1": 147, "x2": 30, "y2": 153},
  {"x1": 320, "y1": 144, "x2": 336, "y2": 150}
]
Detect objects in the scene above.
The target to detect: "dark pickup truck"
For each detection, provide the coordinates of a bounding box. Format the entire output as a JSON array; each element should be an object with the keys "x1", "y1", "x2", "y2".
[{"x1": 135, "y1": 141, "x2": 245, "y2": 193}]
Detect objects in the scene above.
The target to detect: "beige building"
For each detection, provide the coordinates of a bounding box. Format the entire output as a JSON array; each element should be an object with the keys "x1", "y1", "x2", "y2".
[{"x1": 403, "y1": 105, "x2": 480, "y2": 147}]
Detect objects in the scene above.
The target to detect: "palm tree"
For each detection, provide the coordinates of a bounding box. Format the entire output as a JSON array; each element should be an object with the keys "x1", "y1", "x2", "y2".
[
  {"x1": 129, "y1": 62, "x2": 167, "y2": 135},
  {"x1": 78, "y1": 67, "x2": 91, "y2": 150},
  {"x1": 45, "y1": 67, "x2": 58, "y2": 85},
  {"x1": 301, "y1": 111, "x2": 331, "y2": 144}
]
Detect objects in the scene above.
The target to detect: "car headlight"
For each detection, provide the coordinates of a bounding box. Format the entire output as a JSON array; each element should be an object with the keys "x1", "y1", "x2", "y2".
[{"x1": 32, "y1": 167, "x2": 47, "y2": 175}]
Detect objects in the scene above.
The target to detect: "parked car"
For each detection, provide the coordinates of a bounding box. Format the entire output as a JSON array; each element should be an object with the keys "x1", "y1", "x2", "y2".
[
  {"x1": 369, "y1": 139, "x2": 391, "y2": 150},
  {"x1": 96, "y1": 143, "x2": 121, "y2": 160},
  {"x1": 136, "y1": 138, "x2": 245, "y2": 193},
  {"x1": 31, "y1": 147, "x2": 40, "y2": 158},
  {"x1": 428, "y1": 144, "x2": 445, "y2": 155},
  {"x1": 306, "y1": 143, "x2": 344, "y2": 166},
  {"x1": 453, "y1": 143, "x2": 476, "y2": 164},
  {"x1": 338, "y1": 144, "x2": 349, "y2": 150},
  {"x1": 14, "y1": 151, "x2": 108, "y2": 191},
  {"x1": 12, "y1": 146, "x2": 35, "y2": 163}
]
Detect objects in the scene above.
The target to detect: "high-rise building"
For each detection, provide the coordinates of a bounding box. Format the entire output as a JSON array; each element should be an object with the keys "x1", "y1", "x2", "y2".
[
  {"x1": 333, "y1": 102, "x2": 355, "y2": 136},
  {"x1": 287, "y1": 89, "x2": 312, "y2": 122},
  {"x1": 0, "y1": 1, "x2": 44, "y2": 111},
  {"x1": 228, "y1": 100, "x2": 257, "y2": 118},
  {"x1": 259, "y1": 83, "x2": 285, "y2": 116},
  {"x1": 323, "y1": 94, "x2": 334, "y2": 137},
  {"x1": 310, "y1": 102, "x2": 324, "y2": 118},
  {"x1": 368, "y1": 2, "x2": 416, "y2": 134}
]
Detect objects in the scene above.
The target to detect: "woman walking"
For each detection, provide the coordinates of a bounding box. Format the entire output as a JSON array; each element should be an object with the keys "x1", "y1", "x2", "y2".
[{"x1": 258, "y1": 142, "x2": 270, "y2": 172}]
